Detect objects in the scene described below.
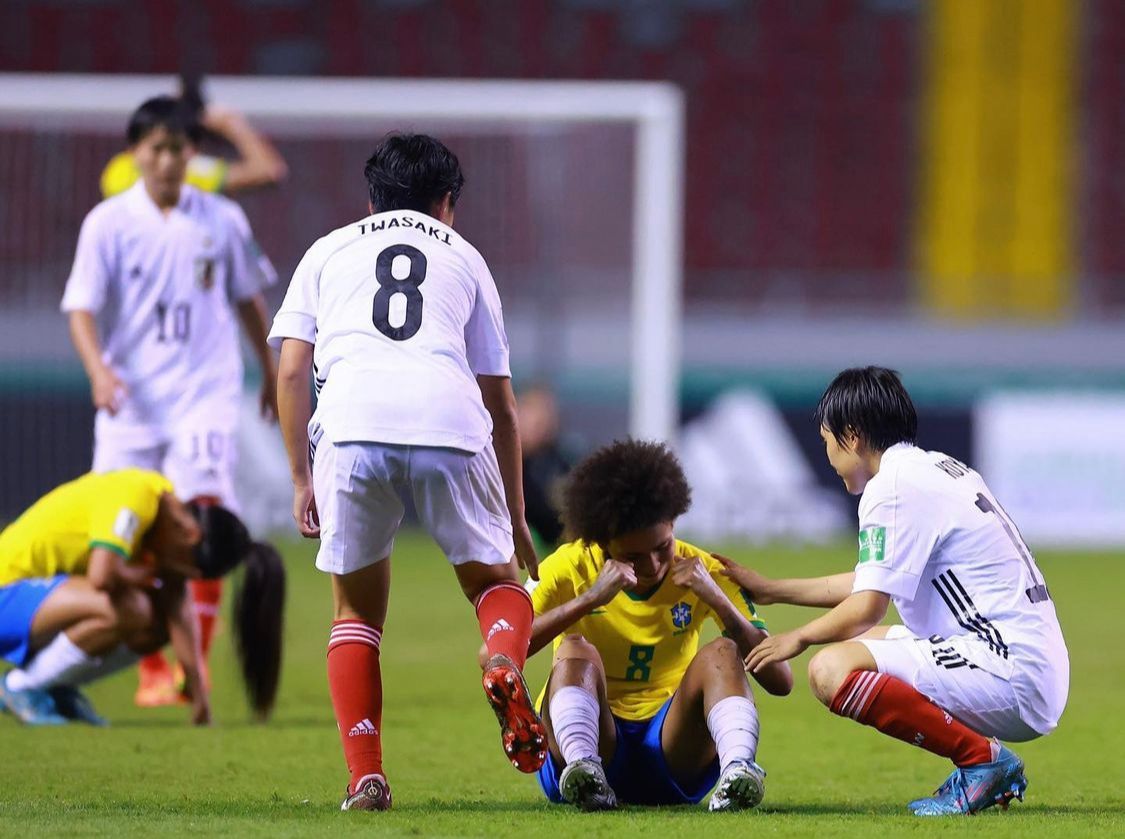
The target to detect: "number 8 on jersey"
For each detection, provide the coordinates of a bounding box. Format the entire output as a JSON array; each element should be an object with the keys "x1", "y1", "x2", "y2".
[{"x1": 372, "y1": 244, "x2": 426, "y2": 341}]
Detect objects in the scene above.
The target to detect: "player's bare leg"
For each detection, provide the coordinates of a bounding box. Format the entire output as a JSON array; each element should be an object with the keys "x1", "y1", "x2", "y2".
[
  {"x1": 457, "y1": 558, "x2": 546, "y2": 773},
  {"x1": 809, "y1": 642, "x2": 1024, "y2": 815},
  {"x1": 3, "y1": 579, "x2": 156, "y2": 725},
  {"x1": 662, "y1": 637, "x2": 765, "y2": 811},
  {"x1": 330, "y1": 559, "x2": 392, "y2": 811},
  {"x1": 540, "y1": 635, "x2": 618, "y2": 810}
]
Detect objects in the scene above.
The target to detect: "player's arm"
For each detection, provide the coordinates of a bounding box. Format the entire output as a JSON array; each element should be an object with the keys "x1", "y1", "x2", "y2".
[
  {"x1": 86, "y1": 546, "x2": 155, "y2": 592},
  {"x1": 156, "y1": 576, "x2": 211, "y2": 725},
  {"x1": 673, "y1": 556, "x2": 793, "y2": 696},
  {"x1": 716, "y1": 554, "x2": 855, "y2": 608},
  {"x1": 68, "y1": 310, "x2": 126, "y2": 415},
  {"x1": 236, "y1": 294, "x2": 278, "y2": 422},
  {"x1": 276, "y1": 337, "x2": 319, "y2": 537},
  {"x1": 201, "y1": 106, "x2": 287, "y2": 193},
  {"x1": 478, "y1": 374, "x2": 539, "y2": 580},
  {"x1": 745, "y1": 590, "x2": 890, "y2": 674}
]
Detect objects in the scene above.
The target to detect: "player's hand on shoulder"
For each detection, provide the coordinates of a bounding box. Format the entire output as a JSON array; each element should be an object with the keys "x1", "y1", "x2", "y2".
[
  {"x1": 714, "y1": 553, "x2": 776, "y2": 605},
  {"x1": 671, "y1": 553, "x2": 721, "y2": 599},
  {"x1": 292, "y1": 483, "x2": 320, "y2": 538},
  {"x1": 588, "y1": 559, "x2": 636, "y2": 607},
  {"x1": 512, "y1": 520, "x2": 540, "y2": 581},
  {"x1": 91, "y1": 365, "x2": 127, "y2": 415}
]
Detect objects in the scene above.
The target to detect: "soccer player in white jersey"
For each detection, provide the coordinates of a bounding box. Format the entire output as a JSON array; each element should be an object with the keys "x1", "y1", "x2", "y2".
[
  {"x1": 727, "y1": 367, "x2": 1068, "y2": 816},
  {"x1": 270, "y1": 134, "x2": 546, "y2": 811},
  {"x1": 60, "y1": 96, "x2": 279, "y2": 705}
]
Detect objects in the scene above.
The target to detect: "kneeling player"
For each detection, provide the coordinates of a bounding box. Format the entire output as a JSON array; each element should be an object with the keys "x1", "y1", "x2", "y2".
[
  {"x1": 735, "y1": 367, "x2": 1068, "y2": 816},
  {"x1": 519, "y1": 440, "x2": 792, "y2": 811},
  {"x1": 0, "y1": 469, "x2": 284, "y2": 725}
]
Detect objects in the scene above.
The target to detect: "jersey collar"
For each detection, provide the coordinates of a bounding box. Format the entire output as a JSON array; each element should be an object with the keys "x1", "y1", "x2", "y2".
[
  {"x1": 127, "y1": 180, "x2": 194, "y2": 218},
  {"x1": 878, "y1": 442, "x2": 917, "y2": 467}
]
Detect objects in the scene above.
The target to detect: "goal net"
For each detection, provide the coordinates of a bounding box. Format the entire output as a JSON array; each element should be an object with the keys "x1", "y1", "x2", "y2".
[{"x1": 0, "y1": 73, "x2": 684, "y2": 525}]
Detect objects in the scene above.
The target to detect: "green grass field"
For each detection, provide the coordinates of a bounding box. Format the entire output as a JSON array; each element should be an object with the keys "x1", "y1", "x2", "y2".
[{"x1": 1, "y1": 533, "x2": 1121, "y2": 837}]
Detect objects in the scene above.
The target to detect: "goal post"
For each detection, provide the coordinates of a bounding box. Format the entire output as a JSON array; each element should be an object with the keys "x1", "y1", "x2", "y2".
[{"x1": 0, "y1": 72, "x2": 685, "y2": 443}]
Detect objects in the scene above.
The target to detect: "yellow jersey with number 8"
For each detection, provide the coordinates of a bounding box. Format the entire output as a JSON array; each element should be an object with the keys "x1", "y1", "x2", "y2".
[{"x1": 527, "y1": 539, "x2": 766, "y2": 721}]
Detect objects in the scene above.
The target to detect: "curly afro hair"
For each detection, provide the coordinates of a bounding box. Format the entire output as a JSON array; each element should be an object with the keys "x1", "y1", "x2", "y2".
[{"x1": 562, "y1": 439, "x2": 692, "y2": 547}]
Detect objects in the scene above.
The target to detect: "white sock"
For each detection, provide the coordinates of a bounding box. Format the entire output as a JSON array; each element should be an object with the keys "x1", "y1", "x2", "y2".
[
  {"x1": 550, "y1": 685, "x2": 600, "y2": 764},
  {"x1": 706, "y1": 695, "x2": 760, "y2": 772},
  {"x1": 4, "y1": 633, "x2": 94, "y2": 691},
  {"x1": 67, "y1": 645, "x2": 140, "y2": 687}
]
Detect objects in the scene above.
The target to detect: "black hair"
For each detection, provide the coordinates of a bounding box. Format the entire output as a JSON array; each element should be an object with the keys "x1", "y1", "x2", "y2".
[
  {"x1": 562, "y1": 439, "x2": 692, "y2": 548},
  {"x1": 126, "y1": 95, "x2": 202, "y2": 146},
  {"x1": 232, "y1": 541, "x2": 286, "y2": 719},
  {"x1": 188, "y1": 504, "x2": 285, "y2": 719},
  {"x1": 814, "y1": 366, "x2": 918, "y2": 452},
  {"x1": 364, "y1": 133, "x2": 465, "y2": 214}
]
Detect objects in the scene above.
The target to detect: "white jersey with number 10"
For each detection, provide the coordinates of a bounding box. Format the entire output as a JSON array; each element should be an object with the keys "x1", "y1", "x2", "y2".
[{"x1": 268, "y1": 210, "x2": 510, "y2": 453}]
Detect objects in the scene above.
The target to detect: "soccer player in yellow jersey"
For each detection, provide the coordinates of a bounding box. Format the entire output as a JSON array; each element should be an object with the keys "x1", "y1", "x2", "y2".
[
  {"x1": 522, "y1": 440, "x2": 793, "y2": 811},
  {"x1": 100, "y1": 104, "x2": 287, "y2": 199},
  {"x1": 0, "y1": 470, "x2": 284, "y2": 726}
]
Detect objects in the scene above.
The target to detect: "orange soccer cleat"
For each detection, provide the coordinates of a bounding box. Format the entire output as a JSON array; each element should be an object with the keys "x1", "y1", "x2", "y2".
[
  {"x1": 482, "y1": 653, "x2": 547, "y2": 773},
  {"x1": 134, "y1": 655, "x2": 185, "y2": 708}
]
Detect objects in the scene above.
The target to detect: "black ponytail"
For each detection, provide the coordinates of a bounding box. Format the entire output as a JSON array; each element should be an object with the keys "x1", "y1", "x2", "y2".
[{"x1": 232, "y1": 540, "x2": 286, "y2": 720}]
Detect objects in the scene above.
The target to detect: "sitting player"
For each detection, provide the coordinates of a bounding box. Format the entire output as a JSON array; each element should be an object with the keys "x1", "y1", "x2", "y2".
[
  {"x1": 733, "y1": 367, "x2": 1068, "y2": 816},
  {"x1": 519, "y1": 440, "x2": 792, "y2": 811},
  {"x1": 0, "y1": 469, "x2": 285, "y2": 726}
]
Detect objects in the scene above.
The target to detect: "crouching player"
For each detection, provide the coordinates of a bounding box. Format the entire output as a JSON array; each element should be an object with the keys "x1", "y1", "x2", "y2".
[
  {"x1": 734, "y1": 367, "x2": 1068, "y2": 816},
  {"x1": 519, "y1": 440, "x2": 792, "y2": 811},
  {"x1": 0, "y1": 469, "x2": 285, "y2": 725}
]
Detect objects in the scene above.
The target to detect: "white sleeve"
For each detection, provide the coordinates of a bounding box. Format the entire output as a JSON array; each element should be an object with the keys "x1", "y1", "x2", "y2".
[
  {"x1": 60, "y1": 209, "x2": 115, "y2": 313},
  {"x1": 224, "y1": 201, "x2": 277, "y2": 302},
  {"x1": 267, "y1": 240, "x2": 321, "y2": 349},
  {"x1": 464, "y1": 256, "x2": 511, "y2": 377},
  {"x1": 851, "y1": 476, "x2": 939, "y2": 602}
]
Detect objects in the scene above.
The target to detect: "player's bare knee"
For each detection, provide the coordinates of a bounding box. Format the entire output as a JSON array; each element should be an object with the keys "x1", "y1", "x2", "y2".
[
  {"x1": 699, "y1": 635, "x2": 740, "y2": 665},
  {"x1": 552, "y1": 636, "x2": 604, "y2": 685},
  {"x1": 807, "y1": 647, "x2": 849, "y2": 705},
  {"x1": 111, "y1": 587, "x2": 155, "y2": 635}
]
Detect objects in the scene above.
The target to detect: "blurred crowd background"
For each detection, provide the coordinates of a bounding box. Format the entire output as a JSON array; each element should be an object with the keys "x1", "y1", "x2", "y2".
[{"x1": 1, "y1": 0, "x2": 1122, "y2": 546}]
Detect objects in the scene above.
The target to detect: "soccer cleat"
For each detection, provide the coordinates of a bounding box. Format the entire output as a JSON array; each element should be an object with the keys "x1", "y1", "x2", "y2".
[
  {"x1": 340, "y1": 774, "x2": 392, "y2": 811},
  {"x1": 49, "y1": 685, "x2": 109, "y2": 727},
  {"x1": 134, "y1": 658, "x2": 186, "y2": 708},
  {"x1": 909, "y1": 742, "x2": 1028, "y2": 816},
  {"x1": 708, "y1": 759, "x2": 767, "y2": 812},
  {"x1": 482, "y1": 653, "x2": 547, "y2": 773},
  {"x1": 0, "y1": 679, "x2": 69, "y2": 726},
  {"x1": 559, "y1": 757, "x2": 618, "y2": 811}
]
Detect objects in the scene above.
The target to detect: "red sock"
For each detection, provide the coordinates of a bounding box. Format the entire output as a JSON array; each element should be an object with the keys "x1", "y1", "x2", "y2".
[
  {"x1": 475, "y1": 581, "x2": 533, "y2": 669},
  {"x1": 139, "y1": 651, "x2": 172, "y2": 680},
  {"x1": 327, "y1": 620, "x2": 384, "y2": 790},
  {"x1": 189, "y1": 578, "x2": 223, "y2": 659},
  {"x1": 831, "y1": 670, "x2": 993, "y2": 766}
]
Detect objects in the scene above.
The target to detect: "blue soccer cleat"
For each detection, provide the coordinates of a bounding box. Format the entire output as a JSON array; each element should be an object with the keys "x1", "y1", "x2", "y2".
[
  {"x1": 909, "y1": 742, "x2": 1028, "y2": 816},
  {"x1": 49, "y1": 685, "x2": 109, "y2": 727},
  {"x1": 0, "y1": 677, "x2": 69, "y2": 726}
]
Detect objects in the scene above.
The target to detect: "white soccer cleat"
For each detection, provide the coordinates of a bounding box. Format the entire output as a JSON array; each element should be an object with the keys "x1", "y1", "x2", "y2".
[
  {"x1": 559, "y1": 757, "x2": 618, "y2": 811},
  {"x1": 708, "y1": 758, "x2": 766, "y2": 812}
]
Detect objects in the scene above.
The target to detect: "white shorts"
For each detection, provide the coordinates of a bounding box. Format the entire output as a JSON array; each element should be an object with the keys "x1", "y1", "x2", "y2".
[
  {"x1": 859, "y1": 626, "x2": 1041, "y2": 743},
  {"x1": 92, "y1": 427, "x2": 240, "y2": 512},
  {"x1": 311, "y1": 438, "x2": 514, "y2": 575}
]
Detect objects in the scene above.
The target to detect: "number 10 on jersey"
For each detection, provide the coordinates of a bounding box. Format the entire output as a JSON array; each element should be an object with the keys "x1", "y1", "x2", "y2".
[{"x1": 372, "y1": 244, "x2": 427, "y2": 341}]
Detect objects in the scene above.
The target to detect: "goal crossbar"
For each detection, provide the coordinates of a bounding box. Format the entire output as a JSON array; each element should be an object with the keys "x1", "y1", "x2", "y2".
[{"x1": 0, "y1": 72, "x2": 685, "y2": 442}]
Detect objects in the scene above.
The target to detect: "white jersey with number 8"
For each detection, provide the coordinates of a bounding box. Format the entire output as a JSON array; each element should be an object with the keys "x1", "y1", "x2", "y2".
[{"x1": 268, "y1": 210, "x2": 509, "y2": 453}]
